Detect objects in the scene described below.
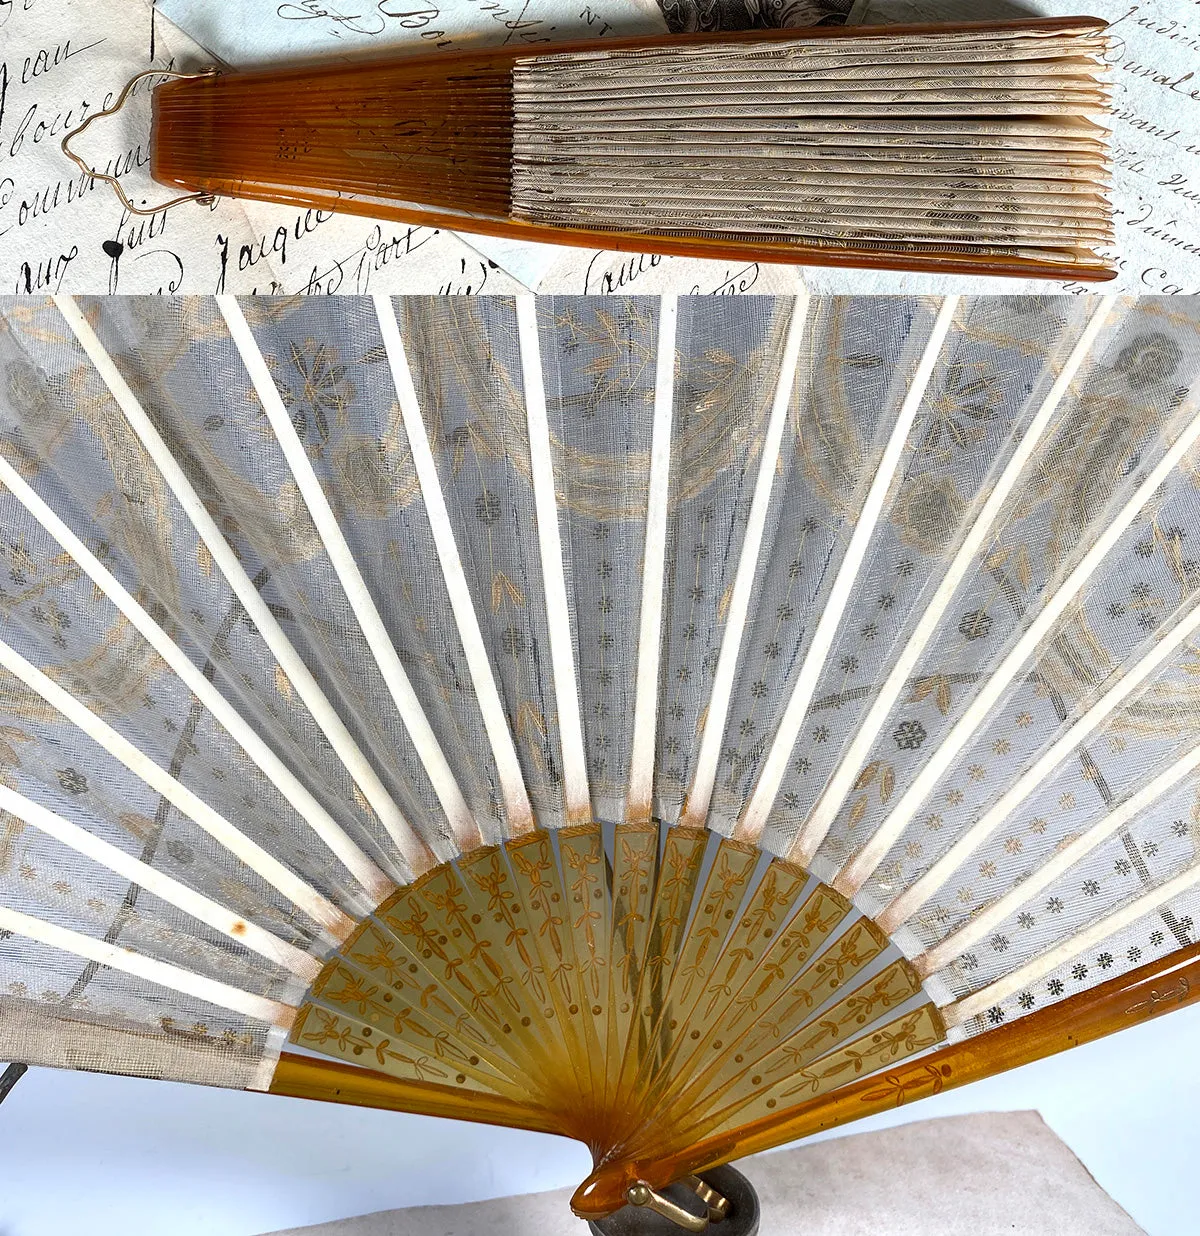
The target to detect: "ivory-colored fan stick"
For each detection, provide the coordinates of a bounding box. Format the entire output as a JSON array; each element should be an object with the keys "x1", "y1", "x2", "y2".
[
  {"x1": 795, "y1": 296, "x2": 1118, "y2": 869},
  {"x1": 0, "y1": 634, "x2": 351, "y2": 938},
  {"x1": 516, "y1": 297, "x2": 591, "y2": 825},
  {"x1": 0, "y1": 903, "x2": 297, "y2": 1027},
  {"x1": 738, "y1": 296, "x2": 959, "y2": 845},
  {"x1": 836, "y1": 398, "x2": 1200, "y2": 896},
  {"x1": 370, "y1": 296, "x2": 533, "y2": 836},
  {"x1": 917, "y1": 740, "x2": 1200, "y2": 977},
  {"x1": 221, "y1": 297, "x2": 490, "y2": 848},
  {"x1": 52, "y1": 296, "x2": 433, "y2": 880},
  {"x1": 885, "y1": 591, "x2": 1200, "y2": 937},
  {"x1": 0, "y1": 454, "x2": 392, "y2": 907},
  {"x1": 943, "y1": 857, "x2": 1200, "y2": 1027},
  {"x1": 682, "y1": 296, "x2": 808, "y2": 830},
  {"x1": 0, "y1": 785, "x2": 321, "y2": 981},
  {"x1": 628, "y1": 297, "x2": 679, "y2": 826}
]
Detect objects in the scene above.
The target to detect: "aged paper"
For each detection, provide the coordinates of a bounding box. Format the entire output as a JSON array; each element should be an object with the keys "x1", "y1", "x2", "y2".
[
  {"x1": 817, "y1": 0, "x2": 1200, "y2": 295},
  {"x1": 535, "y1": 248, "x2": 804, "y2": 294},
  {"x1": 156, "y1": 0, "x2": 666, "y2": 67},
  {"x1": 0, "y1": 0, "x2": 526, "y2": 293},
  {"x1": 0, "y1": 0, "x2": 247, "y2": 293}
]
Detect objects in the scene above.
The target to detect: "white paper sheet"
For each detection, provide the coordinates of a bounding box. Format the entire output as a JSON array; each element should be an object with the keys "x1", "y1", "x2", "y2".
[{"x1": 821, "y1": 0, "x2": 1200, "y2": 296}]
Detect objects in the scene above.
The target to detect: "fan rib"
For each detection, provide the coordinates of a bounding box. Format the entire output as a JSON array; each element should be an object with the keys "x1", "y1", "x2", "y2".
[
  {"x1": 682, "y1": 295, "x2": 810, "y2": 830},
  {"x1": 942, "y1": 856, "x2": 1200, "y2": 1028},
  {"x1": 625, "y1": 875, "x2": 849, "y2": 1141},
  {"x1": 616, "y1": 836, "x2": 761, "y2": 1130},
  {"x1": 608, "y1": 826, "x2": 708, "y2": 1132},
  {"x1": 0, "y1": 633, "x2": 351, "y2": 938},
  {"x1": 373, "y1": 296, "x2": 534, "y2": 835},
  {"x1": 590, "y1": 938, "x2": 1200, "y2": 1212},
  {"x1": 604, "y1": 823, "x2": 659, "y2": 1121},
  {"x1": 311, "y1": 912, "x2": 547, "y2": 1093},
  {"x1": 0, "y1": 452, "x2": 392, "y2": 908},
  {"x1": 738, "y1": 295, "x2": 961, "y2": 846},
  {"x1": 503, "y1": 832, "x2": 602, "y2": 1113},
  {"x1": 0, "y1": 903, "x2": 297, "y2": 1027},
  {"x1": 269, "y1": 1052, "x2": 564, "y2": 1134},
  {"x1": 0, "y1": 785, "x2": 321, "y2": 980},
  {"x1": 665, "y1": 972, "x2": 936, "y2": 1146},
  {"x1": 629, "y1": 296, "x2": 679, "y2": 825},
  {"x1": 916, "y1": 736, "x2": 1200, "y2": 978},
  {"x1": 791, "y1": 295, "x2": 1119, "y2": 868},
  {"x1": 516, "y1": 297, "x2": 591, "y2": 825},
  {"x1": 885, "y1": 590, "x2": 1200, "y2": 937},
  {"x1": 51, "y1": 295, "x2": 432, "y2": 880},
  {"x1": 630, "y1": 907, "x2": 896, "y2": 1150},
  {"x1": 624, "y1": 857, "x2": 814, "y2": 1126},
  {"x1": 835, "y1": 398, "x2": 1200, "y2": 897},
  {"x1": 221, "y1": 296, "x2": 491, "y2": 849}
]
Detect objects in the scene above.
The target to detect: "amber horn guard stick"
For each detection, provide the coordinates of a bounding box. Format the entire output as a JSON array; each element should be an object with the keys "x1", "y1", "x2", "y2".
[
  {"x1": 570, "y1": 939, "x2": 1200, "y2": 1219},
  {"x1": 268, "y1": 1052, "x2": 565, "y2": 1137}
]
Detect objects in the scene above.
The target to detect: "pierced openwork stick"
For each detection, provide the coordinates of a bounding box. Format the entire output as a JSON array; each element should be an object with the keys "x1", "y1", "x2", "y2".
[{"x1": 569, "y1": 937, "x2": 1200, "y2": 1219}]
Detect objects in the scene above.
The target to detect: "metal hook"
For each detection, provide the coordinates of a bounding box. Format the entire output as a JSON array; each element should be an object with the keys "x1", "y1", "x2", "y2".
[
  {"x1": 683, "y1": 1176, "x2": 730, "y2": 1223},
  {"x1": 60, "y1": 67, "x2": 220, "y2": 216},
  {"x1": 625, "y1": 1176, "x2": 732, "y2": 1231}
]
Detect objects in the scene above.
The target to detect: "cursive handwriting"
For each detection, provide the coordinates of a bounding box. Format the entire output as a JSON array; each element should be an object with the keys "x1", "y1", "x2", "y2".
[
  {"x1": 693, "y1": 264, "x2": 761, "y2": 295},
  {"x1": 276, "y1": 0, "x2": 451, "y2": 43},
  {"x1": 13, "y1": 243, "x2": 78, "y2": 293},
  {"x1": 582, "y1": 249, "x2": 662, "y2": 294}
]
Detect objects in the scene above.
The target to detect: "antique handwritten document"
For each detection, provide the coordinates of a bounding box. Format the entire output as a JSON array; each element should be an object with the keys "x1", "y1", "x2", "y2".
[
  {"x1": 1, "y1": 0, "x2": 1196, "y2": 294},
  {"x1": 1, "y1": 0, "x2": 535, "y2": 293},
  {"x1": 154, "y1": 0, "x2": 668, "y2": 65}
]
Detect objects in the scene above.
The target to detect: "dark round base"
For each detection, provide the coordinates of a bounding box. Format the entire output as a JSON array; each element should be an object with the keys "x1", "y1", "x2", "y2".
[{"x1": 587, "y1": 1165, "x2": 759, "y2": 1236}]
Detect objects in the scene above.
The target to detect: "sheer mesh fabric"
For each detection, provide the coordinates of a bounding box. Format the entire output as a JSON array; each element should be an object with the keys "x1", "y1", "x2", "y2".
[
  {"x1": 654, "y1": 297, "x2": 791, "y2": 823},
  {"x1": 538, "y1": 298, "x2": 659, "y2": 824},
  {"x1": 398, "y1": 298, "x2": 567, "y2": 828},
  {"x1": 812, "y1": 301, "x2": 1200, "y2": 892}
]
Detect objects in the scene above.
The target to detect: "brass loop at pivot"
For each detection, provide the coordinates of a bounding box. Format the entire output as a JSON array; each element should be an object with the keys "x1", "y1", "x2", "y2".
[
  {"x1": 683, "y1": 1177, "x2": 730, "y2": 1223},
  {"x1": 626, "y1": 1176, "x2": 731, "y2": 1231},
  {"x1": 60, "y1": 67, "x2": 220, "y2": 216}
]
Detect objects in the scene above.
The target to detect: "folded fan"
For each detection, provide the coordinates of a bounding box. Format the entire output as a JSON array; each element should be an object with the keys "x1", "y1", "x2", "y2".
[
  {"x1": 148, "y1": 18, "x2": 1117, "y2": 281},
  {"x1": 1, "y1": 295, "x2": 1199, "y2": 1226}
]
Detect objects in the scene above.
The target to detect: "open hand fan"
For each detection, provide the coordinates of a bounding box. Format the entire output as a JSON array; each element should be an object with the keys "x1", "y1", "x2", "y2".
[{"x1": 2, "y1": 294, "x2": 1199, "y2": 1228}]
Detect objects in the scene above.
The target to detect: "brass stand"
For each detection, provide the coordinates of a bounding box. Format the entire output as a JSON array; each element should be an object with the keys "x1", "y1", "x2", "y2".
[{"x1": 587, "y1": 1166, "x2": 759, "y2": 1235}]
